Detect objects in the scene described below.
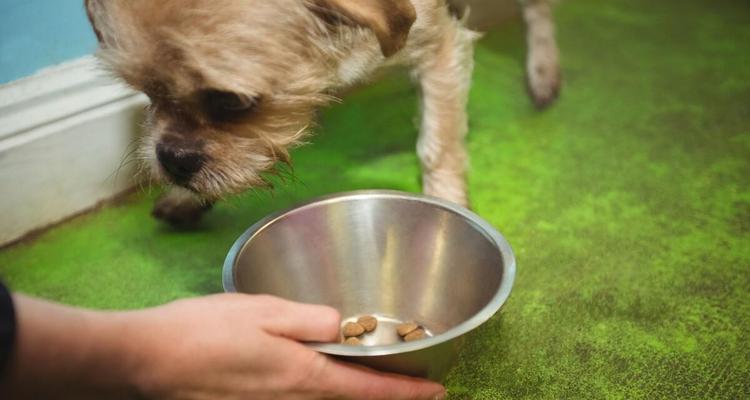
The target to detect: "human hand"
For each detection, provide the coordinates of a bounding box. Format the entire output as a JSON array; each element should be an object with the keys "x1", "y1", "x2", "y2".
[{"x1": 125, "y1": 294, "x2": 446, "y2": 400}]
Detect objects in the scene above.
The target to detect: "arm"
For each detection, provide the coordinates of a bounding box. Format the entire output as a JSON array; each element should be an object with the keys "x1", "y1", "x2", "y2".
[
  {"x1": 0, "y1": 293, "x2": 446, "y2": 400},
  {"x1": 1, "y1": 295, "x2": 143, "y2": 399}
]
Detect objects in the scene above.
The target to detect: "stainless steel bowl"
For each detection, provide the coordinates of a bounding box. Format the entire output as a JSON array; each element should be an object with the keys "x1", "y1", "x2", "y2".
[{"x1": 223, "y1": 190, "x2": 515, "y2": 380}]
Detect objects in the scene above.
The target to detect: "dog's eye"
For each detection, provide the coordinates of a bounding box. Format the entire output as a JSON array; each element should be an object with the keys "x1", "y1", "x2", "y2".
[{"x1": 200, "y1": 90, "x2": 260, "y2": 122}]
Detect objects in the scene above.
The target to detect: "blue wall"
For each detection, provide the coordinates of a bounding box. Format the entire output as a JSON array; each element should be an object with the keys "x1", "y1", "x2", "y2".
[{"x1": 0, "y1": 0, "x2": 97, "y2": 84}]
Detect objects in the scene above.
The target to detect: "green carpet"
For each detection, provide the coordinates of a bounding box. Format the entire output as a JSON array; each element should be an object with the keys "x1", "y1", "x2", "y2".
[{"x1": 2, "y1": 0, "x2": 749, "y2": 397}]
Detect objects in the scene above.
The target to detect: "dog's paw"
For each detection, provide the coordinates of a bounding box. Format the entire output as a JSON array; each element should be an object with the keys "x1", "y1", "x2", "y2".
[
  {"x1": 152, "y1": 191, "x2": 213, "y2": 227},
  {"x1": 526, "y1": 47, "x2": 561, "y2": 109}
]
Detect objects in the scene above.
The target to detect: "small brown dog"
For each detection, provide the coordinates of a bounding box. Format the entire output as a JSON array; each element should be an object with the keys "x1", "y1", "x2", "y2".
[{"x1": 85, "y1": 0, "x2": 560, "y2": 225}]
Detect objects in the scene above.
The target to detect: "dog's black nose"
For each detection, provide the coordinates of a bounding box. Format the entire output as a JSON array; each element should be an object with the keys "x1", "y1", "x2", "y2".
[{"x1": 156, "y1": 141, "x2": 205, "y2": 185}]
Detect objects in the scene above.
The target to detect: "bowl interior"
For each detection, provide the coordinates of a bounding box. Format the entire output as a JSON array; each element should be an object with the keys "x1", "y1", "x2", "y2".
[{"x1": 228, "y1": 193, "x2": 507, "y2": 346}]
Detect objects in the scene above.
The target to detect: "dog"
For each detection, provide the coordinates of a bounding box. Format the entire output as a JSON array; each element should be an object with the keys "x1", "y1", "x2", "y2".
[{"x1": 84, "y1": 0, "x2": 560, "y2": 226}]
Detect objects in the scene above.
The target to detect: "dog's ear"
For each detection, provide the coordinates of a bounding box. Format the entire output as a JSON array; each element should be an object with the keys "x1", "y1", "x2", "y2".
[
  {"x1": 306, "y1": 0, "x2": 417, "y2": 57},
  {"x1": 84, "y1": 0, "x2": 106, "y2": 44}
]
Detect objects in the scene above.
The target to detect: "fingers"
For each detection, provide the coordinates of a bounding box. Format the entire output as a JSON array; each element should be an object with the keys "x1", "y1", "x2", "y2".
[
  {"x1": 314, "y1": 358, "x2": 446, "y2": 400},
  {"x1": 255, "y1": 296, "x2": 341, "y2": 343}
]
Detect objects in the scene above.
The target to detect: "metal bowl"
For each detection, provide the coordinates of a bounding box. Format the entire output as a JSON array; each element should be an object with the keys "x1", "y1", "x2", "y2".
[{"x1": 223, "y1": 190, "x2": 515, "y2": 380}]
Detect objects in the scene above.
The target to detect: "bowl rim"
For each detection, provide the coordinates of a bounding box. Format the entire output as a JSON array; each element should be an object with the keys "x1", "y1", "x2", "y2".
[{"x1": 223, "y1": 190, "x2": 516, "y2": 357}]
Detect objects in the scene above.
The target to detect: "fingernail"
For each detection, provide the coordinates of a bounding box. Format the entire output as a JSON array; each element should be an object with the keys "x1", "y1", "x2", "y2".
[{"x1": 433, "y1": 391, "x2": 447, "y2": 400}]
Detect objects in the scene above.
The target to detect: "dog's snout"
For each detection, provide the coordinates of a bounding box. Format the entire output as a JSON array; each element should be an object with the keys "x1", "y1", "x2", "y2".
[{"x1": 156, "y1": 140, "x2": 205, "y2": 185}]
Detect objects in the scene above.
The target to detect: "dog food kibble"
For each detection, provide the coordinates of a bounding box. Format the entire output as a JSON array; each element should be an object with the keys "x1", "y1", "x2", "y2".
[
  {"x1": 343, "y1": 337, "x2": 362, "y2": 346},
  {"x1": 357, "y1": 315, "x2": 378, "y2": 332},
  {"x1": 342, "y1": 322, "x2": 365, "y2": 337},
  {"x1": 404, "y1": 328, "x2": 427, "y2": 342},
  {"x1": 396, "y1": 322, "x2": 419, "y2": 337}
]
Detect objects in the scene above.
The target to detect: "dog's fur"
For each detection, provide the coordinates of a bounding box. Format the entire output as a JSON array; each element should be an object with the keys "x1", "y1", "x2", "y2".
[{"x1": 85, "y1": 0, "x2": 560, "y2": 225}]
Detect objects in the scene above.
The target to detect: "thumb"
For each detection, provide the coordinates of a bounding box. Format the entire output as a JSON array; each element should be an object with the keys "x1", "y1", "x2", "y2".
[
  {"x1": 256, "y1": 295, "x2": 341, "y2": 343},
  {"x1": 315, "y1": 357, "x2": 446, "y2": 400}
]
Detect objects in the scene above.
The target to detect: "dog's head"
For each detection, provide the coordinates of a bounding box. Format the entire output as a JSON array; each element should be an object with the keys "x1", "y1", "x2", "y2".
[{"x1": 85, "y1": 0, "x2": 415, "y2": 199}]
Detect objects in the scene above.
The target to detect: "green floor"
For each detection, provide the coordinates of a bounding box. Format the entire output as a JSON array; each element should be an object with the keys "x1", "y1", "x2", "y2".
[{"x1": 2, "y1": 0, "x2": 750, "y2": 398}]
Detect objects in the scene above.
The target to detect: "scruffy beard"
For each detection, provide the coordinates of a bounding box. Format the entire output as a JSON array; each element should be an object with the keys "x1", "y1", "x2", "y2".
[{"x1": 138, "y1": 122, "x2": 311, "y2": 201}]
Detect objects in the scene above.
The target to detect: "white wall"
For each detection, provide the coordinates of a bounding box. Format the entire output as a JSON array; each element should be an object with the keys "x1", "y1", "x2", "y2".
[{"x1": 0, "y1": 57, "x2": 146, "y2": 246}]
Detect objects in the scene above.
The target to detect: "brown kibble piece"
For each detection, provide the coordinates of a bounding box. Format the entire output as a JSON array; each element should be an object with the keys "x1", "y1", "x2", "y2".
[
  {"x1": 396, "y1": 322, "x2": 419, "y2": 337},
  {"x1": 357, "y1": 315, "x2": 378, "y2": 332},
  {"x1": 342, "y1": 322, "x2": 365, "y2": 337},
  {"x1": 404, "y1": 328, "x2": 427, "y2": 342},
  {"x1": 343, "y1": 337, "x2": 362, "y2": 346}
]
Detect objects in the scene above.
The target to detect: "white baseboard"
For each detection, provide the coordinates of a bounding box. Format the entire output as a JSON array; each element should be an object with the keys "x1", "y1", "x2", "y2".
[{"x1": 0, "y1": 56, "x2": 148, "y2": 246}]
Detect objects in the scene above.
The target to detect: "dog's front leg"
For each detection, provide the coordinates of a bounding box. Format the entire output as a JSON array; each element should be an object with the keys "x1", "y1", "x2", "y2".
[
  {"x1": 414, "y1": 19, "x2": 477, "y2": 207},
  {"x1": 522, "y1": 0, "x2": 561, "y2": 108},
  {"x1": 152, "y1": 187, "x2": 213, "y2": 227}
]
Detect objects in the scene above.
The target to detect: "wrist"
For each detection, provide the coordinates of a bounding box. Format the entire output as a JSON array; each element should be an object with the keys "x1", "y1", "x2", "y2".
[
  {"x1": 104, "y1": 307, "x2": 174, "y2": 400},
  {"x1": 88, "y1": 309, "x2": 150, "y2": 399}
]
